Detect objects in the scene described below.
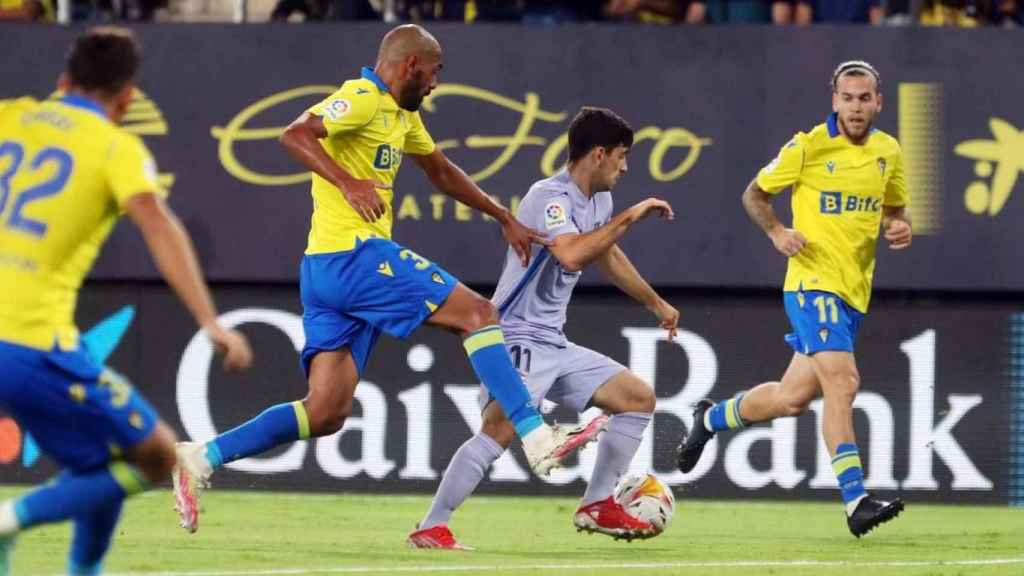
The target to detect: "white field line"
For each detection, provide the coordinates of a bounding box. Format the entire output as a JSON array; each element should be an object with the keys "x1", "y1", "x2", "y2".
[{"x1": 103, "y1": 557, "x2": 1024, "y2": 576}]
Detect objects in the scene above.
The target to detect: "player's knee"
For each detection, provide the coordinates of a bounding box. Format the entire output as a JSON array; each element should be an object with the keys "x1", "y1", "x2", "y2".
[
  {"x1": 128, "y1": 422, "x2": 177, "y2": 483},
  {"x1": 309, "y1": 407, "x2": 349, "y2": 436},
  {"x1": 633, "y1": 383, "x2": 656, "y2": 414},
  {"x1": 778, "y1": 396, "x2": 811, "y2": 417},
  {"x1": 822, "y1": 369, "x2": 860, "y2": 403},
  {"x1": 464, "y1": 295, "x2": 499, "y2": 333},
  {"x1": 146, "y1": 444, "x2": 177, "y2": 483},
  {"x1": 134, "y1": 430, "x2": 177, "y2": 484},
  {"x1": 305, "y1": 398, "x2": 352, "y2": 437},
  {"x1": 599, "y1": 374, "x2": 655, "y2": 415},
  {"x1": 319, "y1": 413, "x2": 348, "y2": 436}
]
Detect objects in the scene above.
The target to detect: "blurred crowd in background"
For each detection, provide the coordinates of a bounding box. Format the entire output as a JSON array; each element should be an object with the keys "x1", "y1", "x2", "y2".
[{"x1": 2, "y1": 0, "x2": 1021, "y2": 37}]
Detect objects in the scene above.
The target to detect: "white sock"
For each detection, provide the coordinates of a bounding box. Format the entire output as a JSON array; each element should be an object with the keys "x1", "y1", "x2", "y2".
[
  {"x1": 0, "y1": 500, "x2": 21, "y2": 536},
  {"x1": 581, "y1": 412, "x2": 652, "y2": 506},
  {"x1": 420, "y1": 433, "x2": 504, "y2": 529}
]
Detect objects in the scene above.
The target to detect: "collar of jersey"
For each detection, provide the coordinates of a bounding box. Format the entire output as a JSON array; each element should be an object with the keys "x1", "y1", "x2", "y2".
[
  {"x1": 826, "y1": 111, "x2": 878, "y2": 142},
  {"x1": 361, "y1": 66, "x2": 390, "y2": 93},
  {"x1": 59, "y1": 94, "x2": 108, "y2": 119},
  {"x1": 826, "y1": 112, "x2": 841, "y2": 138}
]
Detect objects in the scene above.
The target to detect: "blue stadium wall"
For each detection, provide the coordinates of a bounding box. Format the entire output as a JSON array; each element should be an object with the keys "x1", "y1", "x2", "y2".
[{"x1": 0, "y1": 24, "x2": 1022, "y2": 504}]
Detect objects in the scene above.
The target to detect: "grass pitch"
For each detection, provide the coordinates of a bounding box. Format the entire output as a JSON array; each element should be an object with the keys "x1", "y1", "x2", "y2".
[{"x1": 4, "y1": 487, "x2": 1022, "y2": 576}]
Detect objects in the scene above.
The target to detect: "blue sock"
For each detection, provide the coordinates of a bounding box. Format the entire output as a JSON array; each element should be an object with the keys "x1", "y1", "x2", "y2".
[
  {"x1": 68, "y1": 499, "x2": 122, "y2": 576},
  {"x1": 463, "y1": 326, "x2": 542, "y2": 437},
  {"x1": 832, "y1": 443, "x2": 867, "y2": 505},
  {"x1": 14, "y1": 462, "x2": 146, "y2": 530},
  {"x1": 209, "y1": 401, "x2": 310, "y2": 469},
  {"x1": 705, "y1": 394, "x2": 747, "y2": 432}
]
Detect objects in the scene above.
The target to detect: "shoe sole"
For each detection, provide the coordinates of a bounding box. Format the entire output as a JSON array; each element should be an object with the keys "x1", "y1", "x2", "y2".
[
  {"x1": 172, "y1": 466, "x2": 199, "y2": 534},
  {"x1": 850, "y1": 500, "x2": 905, "y2": 538},
  {"x1": 406, "y1": 537, "x2": 473, "y2": 551},
  {"x1": 573, "y1": 515, "x2": 657, "y2": 542},
  {"x1": 676, "y1": 436, "x2": 711, "y2": 474},
  {"x1": 531, "y1": 414, "x2": 610, "y2": 477},
  {"x1": 550, "y1": 414, "x2": 610, "y2": 461},
  {"x1": 677, "y1": 401, "x2": 715, "y2": 474}
]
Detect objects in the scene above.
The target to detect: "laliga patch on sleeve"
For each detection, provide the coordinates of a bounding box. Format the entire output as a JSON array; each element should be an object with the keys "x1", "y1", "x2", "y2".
[
  {"x1": 324, "y1": 99, "x2": 351, "y2": 121},
  {"x1": 544, "y1": 201, "x2": 568, "y2": 230}
]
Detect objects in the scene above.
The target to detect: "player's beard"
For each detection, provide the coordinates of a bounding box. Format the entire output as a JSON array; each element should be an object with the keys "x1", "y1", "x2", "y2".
[
  {"x1": 398, "y1": 72, "x2": 427, "y2": 111},
  {"x1": 839, "y1": 114, "x2": 873, "y2": 142}
]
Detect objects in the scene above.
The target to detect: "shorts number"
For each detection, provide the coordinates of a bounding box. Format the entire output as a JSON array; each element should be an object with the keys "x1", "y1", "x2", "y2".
[
  {"x1": 98, "y1": 369, "x2": 133, "y2": 408},
  {"x1": 813, "y1": 295, "x2": 839, "y2": 324},
  {"x1": 509, "y1": 344, "x2": 532, "y2": 373},
  {"x1": 399, "y1": 248, "x2": 432, "y2": 271}
]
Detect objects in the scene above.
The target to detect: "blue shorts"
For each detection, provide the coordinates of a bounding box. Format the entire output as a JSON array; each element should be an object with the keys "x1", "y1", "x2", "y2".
[
  {"x1": 783, "y1": 290, "x2": 865, "y2": 355},
  {"x1": 300, "y1": 238, "x2": 458, "y2": 377},
  {"x1": 0, "y1": 340, "x2": 158, "y2": 474}
]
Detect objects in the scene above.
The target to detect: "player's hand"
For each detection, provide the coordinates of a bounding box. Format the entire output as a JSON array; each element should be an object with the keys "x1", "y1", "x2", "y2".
[
  {"x1": 884, "y1": 219, "x2": 912, "y2": 250},
  {"x1": 632, "y1": 198, "x2": 675, "y2": 222},
  {"x1": 501, "y1": 215, "x2": 550, "y2": 266},
  {"x1": 206, "y1": 325, "x2": 254, "y2": 372},
  {"x1": 769, "y1": 227, "x2": 807, "y2": 257},
  {"x1": 650, "y1": 299, "x2": 679, "y2": 341},
  {"x1": 340, "y1": 178, "x2": 391, "y2": 222}
]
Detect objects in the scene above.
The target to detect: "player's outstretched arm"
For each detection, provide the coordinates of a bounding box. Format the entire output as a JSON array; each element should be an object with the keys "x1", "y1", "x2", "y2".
[
  {"x1": 549, "y1": 197, "x2": 673, "y2": 273},
  {"x1": 280, "y1": 113, "x2": 390, "y2": 222},
  {"x1": 125, "y1": 193, "x2": 253, "y2": 371},
  {"x1": 742, "y1": 178, "x2": 806, "y2": 257},
  {"x1": 596, "y1": 245, "x2": 678, "y2": 340},
  {"x1": 411, "y1": 149, "x2": 549, "y2": 266},
  {"x1": 882, "y1": 205, "x2": 912, "y2": 250}
]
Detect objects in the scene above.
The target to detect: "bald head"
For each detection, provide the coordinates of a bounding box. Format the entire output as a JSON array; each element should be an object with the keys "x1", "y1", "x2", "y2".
[
  {"x1": 377, "y1": 24, "x2": 441, "y2": 65},
  {"x1": 372, "y1": 24, "x2": 443, "y2": 112}
]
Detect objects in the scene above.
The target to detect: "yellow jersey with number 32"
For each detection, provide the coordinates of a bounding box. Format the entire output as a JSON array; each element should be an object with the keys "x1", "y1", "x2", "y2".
[
  {"x1": 756, "y1": 113, "x2": 907, "y2": 313},
  {"x1": 304, "y1": 67, "x2": 436, "y2": 255},
  {"x1": 0, "y1": 95, "x2": 165, "y2": 351}
]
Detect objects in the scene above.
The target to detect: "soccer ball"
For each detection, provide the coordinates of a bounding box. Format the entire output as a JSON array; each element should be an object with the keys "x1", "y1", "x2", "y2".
[{"x1": 613, "y1": 473, "x2": 676, "y2": 534}]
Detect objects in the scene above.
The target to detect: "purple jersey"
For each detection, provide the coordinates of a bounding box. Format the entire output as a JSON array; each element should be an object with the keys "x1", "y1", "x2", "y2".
[{"x1": 492, "y1": 169, "x2": 613, "y2": 345}]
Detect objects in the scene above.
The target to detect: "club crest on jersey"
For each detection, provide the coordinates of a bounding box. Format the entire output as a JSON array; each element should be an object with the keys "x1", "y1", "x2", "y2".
[
  {"x1": 324, "y1": 99, "x2": 351, "y2": 121},
  {"x1": 818, "y1": 328, "x2": 829, "y2": 343},
  {"x1": 544, "y1": 202, "x2": 567, "y2": 229},
  {"x1": 825, "y1": 160, "x2": 836, "y2": 174},
  {"x1": 129, "y1": 412, "x2": 145, "y2": 430},
  {"x1": 431, "y1": 272, "x2": 446, "y2": 285},
  {"x1": 877, "y1": 157, "x2": 887, "y2": 176}
]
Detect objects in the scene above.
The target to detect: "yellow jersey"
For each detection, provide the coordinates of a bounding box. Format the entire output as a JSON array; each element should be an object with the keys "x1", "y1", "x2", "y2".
[
  {"x1": 304, "y1": 67, "x2": 436, "y2": 255},
  {"x1": 756, "y1": 113, "x2": 907, "y2": 313},
  {"x1": 0, "y1": 95, "x2": 164, "y2": 351}
]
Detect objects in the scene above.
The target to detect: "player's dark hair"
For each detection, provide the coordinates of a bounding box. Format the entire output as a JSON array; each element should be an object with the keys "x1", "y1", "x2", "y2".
[
  {"x1": 66, "y1": 27, "x2": 140, "y2": 97},
  {"x1": 567, "y1": 107, "x2": 634, "y2": 163},
  {"x1": 830, "y1": 60, "x2": 881, "y2": 93}
]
